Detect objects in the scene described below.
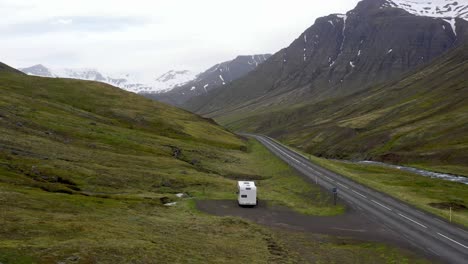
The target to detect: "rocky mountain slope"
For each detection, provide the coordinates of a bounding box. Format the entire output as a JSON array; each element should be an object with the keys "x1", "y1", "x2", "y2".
[
  {"x1": 185, "y1": 0, "x2": 467, "y2": 115},
  {"x1": 144, "y1": 54, "x2": 271, "y2": 106}
]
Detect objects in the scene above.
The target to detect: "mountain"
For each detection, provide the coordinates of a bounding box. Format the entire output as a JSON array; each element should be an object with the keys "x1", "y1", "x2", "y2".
[
  {"x1": 143, "y1": 54, "x2": 271, "y2": 106},
  {"x1": 221, "y1": 44, "x2": 468, "y2": 176},
  {"x1": 185, "y1": 0, "x2": 467, "y2": 115},
  {"x1": 19, "y1": 64, "x2": 148, "y2": 92},
  {"x1": 181, "y1": 0, "x2": 468, "y2": 176},
  {"x1": 18, "y1": 64, "x2": 196, "y2": 93},
  {"x1": 19, "y1": 64, "x2": 54, "y2": 77},
  {"x1": 150, "y1": 70, "x2": 198, "y2": 93}
]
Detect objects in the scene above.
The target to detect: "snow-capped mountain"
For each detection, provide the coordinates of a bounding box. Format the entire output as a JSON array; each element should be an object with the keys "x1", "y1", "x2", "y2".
[
  {"x1": 19, "y1": 64, "x2": 55, "y2": 77},
  {"x1": 383, "y1": 0, "x2": 468, "y2": 20},
  {"x1": 152, "y1": 70, "x2": 198, "y2": 93},
  {"x1": 184, "y1": 0, "x2": 467, "y2": 116},
  {"x1": 19, "y1": 64, "x2": 147, "y2": 92},
  {"x1": 143, "y1": 54, "x2": 271, "y2": 106},
  {"x1": 18, "y1": 65, "x2": 196, "y2": 93}
]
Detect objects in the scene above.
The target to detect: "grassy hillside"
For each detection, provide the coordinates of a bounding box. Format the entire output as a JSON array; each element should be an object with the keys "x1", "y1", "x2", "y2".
[
  {"x1": 218, "y1": 44, "x2": 468, "y2": 176},
  {"x1": 0, "y1": 69, "x2": 426, "y2": 263}
]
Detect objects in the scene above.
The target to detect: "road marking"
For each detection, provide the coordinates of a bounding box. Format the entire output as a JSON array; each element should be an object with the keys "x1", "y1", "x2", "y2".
[
  {"x1": 371, "y1": 200, "x2": 392, "y2": 211},
  {"x1": 261, "y1": 139, "x2": 303, "y2": 164},
  {"x1": 399, "y1": 203, "x2": 409, "y2": 208},
  {"x1": 352, "y1": 190, "x2": 367, "y2": 198},
  {"x1": 337, "y1": 182, "x2": 349, "y2": 189},
  {"x1": 456, "y1": 227, "x2": 468, "y2": 235},
  {"x1": 382, "y1": 223, "x2": 395, "y2": 233},
  {"x1": 426, "y1": 248, "x2": 440, "y2": 256},
  {"x1": 403, "y1": 236, "x2": 418, "y2": 248},
  {"x1": 398, "y1": 213, "x2": 427, "y2": 228},
  {"x1": 437, "y1": 233, "x2": 468, "y2": 249},
  {"x1": 325, "y1": 176, "x2": 333, "y2": 181},
  {"x1": 331, "y1": 227, "x2": 366, "y2": 233}
]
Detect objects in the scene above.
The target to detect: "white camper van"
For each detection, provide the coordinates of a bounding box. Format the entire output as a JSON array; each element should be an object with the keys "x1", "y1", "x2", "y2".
[{"x1": 237, "y1": 181, "x2": 257, "y2": 206}]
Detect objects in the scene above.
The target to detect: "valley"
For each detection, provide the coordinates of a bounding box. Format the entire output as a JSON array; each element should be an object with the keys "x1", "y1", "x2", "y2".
[
  {"x1": 2, "y1": 0, "x2": 468, "y2": 263},
  {"x1": 1, "y1": 66, "x2": 426, "y2": 263}
]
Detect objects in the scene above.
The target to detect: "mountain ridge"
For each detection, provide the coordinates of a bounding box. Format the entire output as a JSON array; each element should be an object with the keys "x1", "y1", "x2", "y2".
[
  {"x1": 143, "y1": 54, "x2": 271, "y2": 106},
  {"x1": 184, "y1": 0, "x2": 467, "y2": 116}
]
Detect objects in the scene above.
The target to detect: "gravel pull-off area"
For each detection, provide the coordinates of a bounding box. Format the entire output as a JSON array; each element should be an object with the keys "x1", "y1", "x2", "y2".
[{"x1": 197, "y1": 200, "x2": 415, "y2": 248}]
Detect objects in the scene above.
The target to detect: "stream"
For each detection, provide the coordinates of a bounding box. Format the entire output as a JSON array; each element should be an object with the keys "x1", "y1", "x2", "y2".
[{"x1": 354, "y1": 161, "x2": 468, "y2": 185}]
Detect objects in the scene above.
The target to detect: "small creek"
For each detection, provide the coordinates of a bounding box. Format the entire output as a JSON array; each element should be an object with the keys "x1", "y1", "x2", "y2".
[{"x1": 351, "y1": 160, "x2": 468, "y2": 185}]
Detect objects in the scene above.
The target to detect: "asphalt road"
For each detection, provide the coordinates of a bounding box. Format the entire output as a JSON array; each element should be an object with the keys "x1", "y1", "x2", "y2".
[{"x1": 249, "y1": 134, "x2": 468, "y2": 264}]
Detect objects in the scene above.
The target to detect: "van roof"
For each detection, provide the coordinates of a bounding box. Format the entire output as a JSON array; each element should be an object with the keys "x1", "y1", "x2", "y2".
[{"x1": 238, "y1": 181, "x2": 256, "y2": 189}]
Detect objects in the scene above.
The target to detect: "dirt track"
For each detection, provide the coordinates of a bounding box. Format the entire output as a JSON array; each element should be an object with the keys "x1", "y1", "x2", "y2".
[{"x1": 196, "y1": 199, "x2": 414, "y2": 247}]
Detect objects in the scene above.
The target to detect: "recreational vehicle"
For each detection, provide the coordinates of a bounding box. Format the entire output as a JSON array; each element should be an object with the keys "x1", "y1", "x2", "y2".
[{"x1": 237, "y1": 181, "x2": 257, "y2": 206}]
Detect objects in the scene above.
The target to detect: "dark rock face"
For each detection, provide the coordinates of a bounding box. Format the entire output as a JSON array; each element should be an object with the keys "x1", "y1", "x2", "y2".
[
  {"x1": 185, "y1": 0, "x2": 467, "y2": 116},
  {"x1": 143, "y1": 54, "x2": 271, "y2": 106}
]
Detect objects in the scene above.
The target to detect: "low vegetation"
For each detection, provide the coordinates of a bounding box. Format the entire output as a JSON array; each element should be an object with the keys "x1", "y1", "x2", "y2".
[{"x1": 0, "y1": 69, "x2": 426, "y2": 263}]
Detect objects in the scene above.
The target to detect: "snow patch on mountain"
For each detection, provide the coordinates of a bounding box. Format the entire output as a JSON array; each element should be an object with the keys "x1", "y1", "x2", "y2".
[
  {"x1": 153, "y1": 70, "x2": 198, "y2": 93},
  {"x1": 443, "y1": 18, "x2": 457, "y2": 36},
  {"x1": 18, "y1": 65, "x2": 198, "y2": 94},
  {"x1": 383, "y1": 0, "x2": 468, "y2": 20}
]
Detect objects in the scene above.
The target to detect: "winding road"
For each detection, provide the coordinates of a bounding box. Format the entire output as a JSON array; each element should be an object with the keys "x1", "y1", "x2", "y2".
[{"x1": 249, "y1": 134, "x2": 468, "y2": 264}]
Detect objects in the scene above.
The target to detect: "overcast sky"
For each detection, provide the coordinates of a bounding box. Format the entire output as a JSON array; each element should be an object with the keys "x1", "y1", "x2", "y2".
[{"x1": 1, "y1": 0, "x2": 359, "y2": 80}]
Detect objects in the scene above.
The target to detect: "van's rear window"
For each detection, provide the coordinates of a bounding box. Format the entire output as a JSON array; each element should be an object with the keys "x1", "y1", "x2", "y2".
[
  {"x1": 241, "y1": 195, "x2": 247, "y2": 198},
  {"x1": 246, "y1": 188, "x2": 251, "y2": 190}
]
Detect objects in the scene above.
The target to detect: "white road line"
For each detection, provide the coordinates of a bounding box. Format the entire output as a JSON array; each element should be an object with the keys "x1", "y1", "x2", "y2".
[
  {"x1": 352, "y1": 190, "x2": 367, "y2": 198},
  {"x1": 337, "y1": 182, "x2": 349, "y2": 189},
  {"x1": 262, "y1": 139, "x2": 302, "y2": 164},
  {"x1": 325, "y1": 176, "x2": 333, "y2": 181},
  {"x1": 456, "y1": 227, "x2": 468, "y2": 235},
  {"x1": 437, "y1": 233, "x2": 468, "y2": 249},
  {"x1": 427, "y1": 247, "x2": 440, "y2": 256},
  {"x1": 382, "y1": 223, "x2": 395, "y2": 233},
  {"x1": 331, "y1": 227, "x2": 366, "y2": 232},
  {"x1": 371, "y1": 200, "x2": 392, "y2": 211},
  {"x1": 398, "y1": 213, "x2": 427, "y2": 229}
]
